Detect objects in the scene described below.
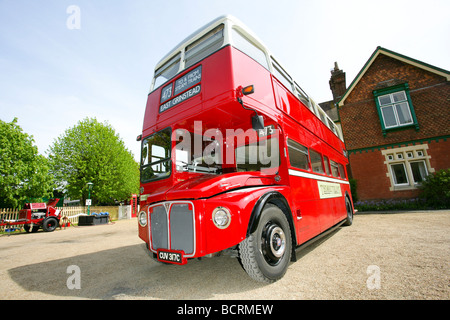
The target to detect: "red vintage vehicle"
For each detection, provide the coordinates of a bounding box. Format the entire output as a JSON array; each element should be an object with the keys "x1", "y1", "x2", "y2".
[
  {"x1": 0, "y1": 199, "x2": 61, "y2": 233},
  {"x1": 137, "y1": 15, "x2": 354, "y2": 282}
]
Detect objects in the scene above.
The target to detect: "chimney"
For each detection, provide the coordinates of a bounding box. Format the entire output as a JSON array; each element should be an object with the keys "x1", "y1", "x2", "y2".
[{"x1": 329, "y1": 62, "x2": 346, "y2": 103}]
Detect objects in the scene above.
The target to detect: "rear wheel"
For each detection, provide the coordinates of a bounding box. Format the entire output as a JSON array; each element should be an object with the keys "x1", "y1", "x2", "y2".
[
  {"x1": 24, "y1": 224, "x2": 40, "y2": 233},
  {"x1": 239, "y1": 204, "x2": 292, "y2": 283},
  {"x1": 42, "y1": 217, "x2": 58, "y2": 232}
]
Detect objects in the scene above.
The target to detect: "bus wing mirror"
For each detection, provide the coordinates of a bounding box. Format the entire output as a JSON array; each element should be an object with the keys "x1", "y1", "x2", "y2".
[{"x1": 252, "y1": 115, "x2": 265, "y2": 130}]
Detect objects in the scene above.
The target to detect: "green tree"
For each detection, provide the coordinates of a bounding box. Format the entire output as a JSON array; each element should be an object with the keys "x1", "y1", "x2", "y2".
[
  {"x1": 47, "y1": 117, "x2": 139, "y2": 205},
  {"x1": 0, "y1": 118, "x2": 54, "y2": 208}
]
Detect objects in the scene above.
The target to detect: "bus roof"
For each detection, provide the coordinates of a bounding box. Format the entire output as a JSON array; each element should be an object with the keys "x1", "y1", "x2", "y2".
[
  {"x1": 154, "y1": 15, "x2": 268, "y2": 71},
  {"x1": 152, "y1": 15, "x2": 344, "y2": 142}
]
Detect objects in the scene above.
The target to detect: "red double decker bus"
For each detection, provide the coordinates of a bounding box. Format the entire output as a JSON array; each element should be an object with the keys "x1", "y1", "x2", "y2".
[{"x1": 137, "y1": 15, "x2": 354, "y2": 282}]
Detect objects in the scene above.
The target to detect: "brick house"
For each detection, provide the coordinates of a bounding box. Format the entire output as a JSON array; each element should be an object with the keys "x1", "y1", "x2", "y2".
[{"x1": 332, "y1": 46, "x2": 449, "y2": 201}]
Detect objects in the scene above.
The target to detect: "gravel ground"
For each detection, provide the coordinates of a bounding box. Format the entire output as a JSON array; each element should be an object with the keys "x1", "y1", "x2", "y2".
[{"x1": 0, "y1": 210, "x2": 448, "y2": 300}]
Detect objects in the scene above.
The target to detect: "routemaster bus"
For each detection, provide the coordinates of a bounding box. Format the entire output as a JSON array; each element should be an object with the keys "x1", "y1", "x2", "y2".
[{"x1": 137, "y1": 15, "x2": 354, "y2": 283}]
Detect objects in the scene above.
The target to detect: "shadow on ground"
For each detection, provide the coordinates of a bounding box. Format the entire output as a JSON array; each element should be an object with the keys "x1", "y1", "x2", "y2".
[
  {"x1": 8, "y1": 243, "x2": 262, "y2": 299},
  {"x1": 8, "y1": 228, "x2": 342, "y2": 300}
]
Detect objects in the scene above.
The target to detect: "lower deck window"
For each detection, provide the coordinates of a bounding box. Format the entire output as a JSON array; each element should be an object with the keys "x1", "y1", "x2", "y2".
[
  {"x1": 287, "y1": 139, "x2": 309, "y2": 170},
  {"x1": 236, "y1": 137, "x2": 279, "y2": 172},
  {"x1": 330, "y1": 160, "x2": 340, "y2": 178}
]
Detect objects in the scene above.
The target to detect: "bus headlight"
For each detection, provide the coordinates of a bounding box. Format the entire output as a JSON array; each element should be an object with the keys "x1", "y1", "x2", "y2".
[
  {"x1": 138, "y1": 211, "x2": 147, "y2": 227},
  {"x1": 212, "y1": 207, "x2": 231, "y2": 229}
]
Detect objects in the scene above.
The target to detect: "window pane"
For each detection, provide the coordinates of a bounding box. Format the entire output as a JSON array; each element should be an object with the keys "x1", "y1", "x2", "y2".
[
  {"x1": 294, "y1": 84, "x2": 311, "y2": 109},
  {"x1": 232, "y1": 28, "x2": 269, "y2": 70},
  {"x1": 395, "y1": 102, "x2": 413, "y2": 125},
  {"x1": 338, "y1": 164, "x2": 346, "y2": 179},
  {"x1": 185, "y1": 24, "x2": 224, "y2": 68},
  {"x1": 141, "y1": 128, "x2": 172, "y2": 182},
  {"x1": 410, "y1": 161, "x2": 428, "y2": 183},
  {"x1": 287, "y1": 139, "x2": 309, "y2": 170},
  {"x1": 378, "y1": 95, "x2": 392, "y2": 106},
  {"x1": 391, "y1": 163, "x2": 408, "y2": 185},
  {"x1": 272, "y1": 59, "x2": 293, "y2": 92},
  {"x1": 153, "y1": 53, "x2": 181, "y2": 89},
  {"x1": 381, "y1": 106, "x2": 397, "y2": 127},
  {"x1": 236, "y1": 137, "x2": 279, "y2": 172},
  {"x1": 392, "y1": 91, "x2": 407, "y2": 102},
  {"x1": 323, "y1": 156, "x2": 331, "y2": 175},
  {"x1": 310, "y1": 149, "x2": 324, "y2": 173},
  {"x1": 330, "y1": 160, "x2": 339, "y2": 178},
  {"x1": 319, "y1": 111, "x2": 327, "y2": 123}
]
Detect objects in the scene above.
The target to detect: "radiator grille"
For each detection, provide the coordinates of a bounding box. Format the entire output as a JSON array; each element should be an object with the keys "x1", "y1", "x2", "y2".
[{"x1": 149, "y1": 202, "x2": 195, "y2": 256}]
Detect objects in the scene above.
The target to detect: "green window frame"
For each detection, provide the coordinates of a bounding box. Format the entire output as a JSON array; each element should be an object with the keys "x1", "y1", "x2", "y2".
[{"x1": 373, "y1": 83, "x2": 419, "y2": 137}]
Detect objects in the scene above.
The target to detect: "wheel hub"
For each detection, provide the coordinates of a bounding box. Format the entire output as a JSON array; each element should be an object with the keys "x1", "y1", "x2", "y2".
[
  {"x1": 269, "y1": 227, "x2": 286, "y2": 258},
  {"x1": 261, "y1": 222, "x2": 287, "y2": 265}
]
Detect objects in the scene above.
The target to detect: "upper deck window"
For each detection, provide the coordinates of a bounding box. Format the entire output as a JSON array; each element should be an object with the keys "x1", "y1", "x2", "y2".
[
  {"x1": 294, "y1": 83, "x2": 312, "y2": 111},
  {"x1": 231, "y1": 28, "x2": 269, "y2": 70},
  {"x1": 153, "y1": 53, "x2": 181, "y2": 89},
  {"x1": 185, "y1": 24, "x2": 224, "y2": 69},
  {"x1": 272, "y1": 58, "x2": 293, "y2": 93}
]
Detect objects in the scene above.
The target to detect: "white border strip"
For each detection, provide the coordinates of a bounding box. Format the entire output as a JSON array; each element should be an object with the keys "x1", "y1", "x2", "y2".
[{"x1": 289, "y1": 169, "x2": 349, "y2": 185}]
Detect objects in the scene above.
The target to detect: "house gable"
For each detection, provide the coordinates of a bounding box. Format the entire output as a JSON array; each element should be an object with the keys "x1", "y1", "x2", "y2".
[{"x1": 338, "y1": 47, "x2": 450, "y2": 107}]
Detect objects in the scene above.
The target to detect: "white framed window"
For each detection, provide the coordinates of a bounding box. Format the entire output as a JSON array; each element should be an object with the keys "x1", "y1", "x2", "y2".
[
  {"x1": 373, "y1": 83, "x2": 419, "y2": 137},
  {"x1": 410, "y1": 161, "x2": 428, "y2": 184},
  {"x1": 390, "y1": 163, "x2": 409, "y2": 186},
  {"x1": 382, "y1": 144, "x2": 434, "y2": 191},
  {"x1": 378, "y1": 91, "x2": 413, "y2": 129}
]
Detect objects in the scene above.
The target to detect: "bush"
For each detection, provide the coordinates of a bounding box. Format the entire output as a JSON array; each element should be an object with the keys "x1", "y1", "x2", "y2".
[{"x1": 419, "y1": 169, "x2": 450, "y2": 209}]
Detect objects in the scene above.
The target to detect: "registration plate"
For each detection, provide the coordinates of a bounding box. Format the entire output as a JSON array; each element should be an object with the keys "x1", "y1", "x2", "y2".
[{"x1": 157, "y1": 249, "x2": 187, "y2": 265}]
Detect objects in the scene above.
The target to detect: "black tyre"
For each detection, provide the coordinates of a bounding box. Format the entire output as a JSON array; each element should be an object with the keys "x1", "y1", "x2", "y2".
[
  {"x1": 343, "y1": 197, "x2": 353, "y2": 226},
  {"x1": 42, "y1": 217, "x2": 58, "y2": 232},
  {"x1": 239, "y1": 204, "x2": 292, "y2": 283},
  {"x1": 24, "y1": 224, "x2": 40, "y2": 233}
]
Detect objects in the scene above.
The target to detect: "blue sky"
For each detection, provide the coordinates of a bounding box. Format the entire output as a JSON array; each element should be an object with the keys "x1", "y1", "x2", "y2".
[{"x1": 1, "y1": 0, "x2": 449, "y2": 161}]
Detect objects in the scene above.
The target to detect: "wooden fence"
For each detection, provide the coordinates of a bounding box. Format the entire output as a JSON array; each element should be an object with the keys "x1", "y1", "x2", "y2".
[
  {"x1": 0, "y1": 205, "x2": 122, "y2": 232},
  {"x1": 0, "y1": 208, "x2": 21, "y2": 232}
]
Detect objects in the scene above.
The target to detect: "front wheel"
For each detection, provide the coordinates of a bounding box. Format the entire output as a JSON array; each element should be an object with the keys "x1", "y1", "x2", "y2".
[
  {"x1": 42, "y1": 217, "x2": 58, "y2": 232},
  {"x1": 239, "y1": 204, "x2": 292, "y2": 283}
]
